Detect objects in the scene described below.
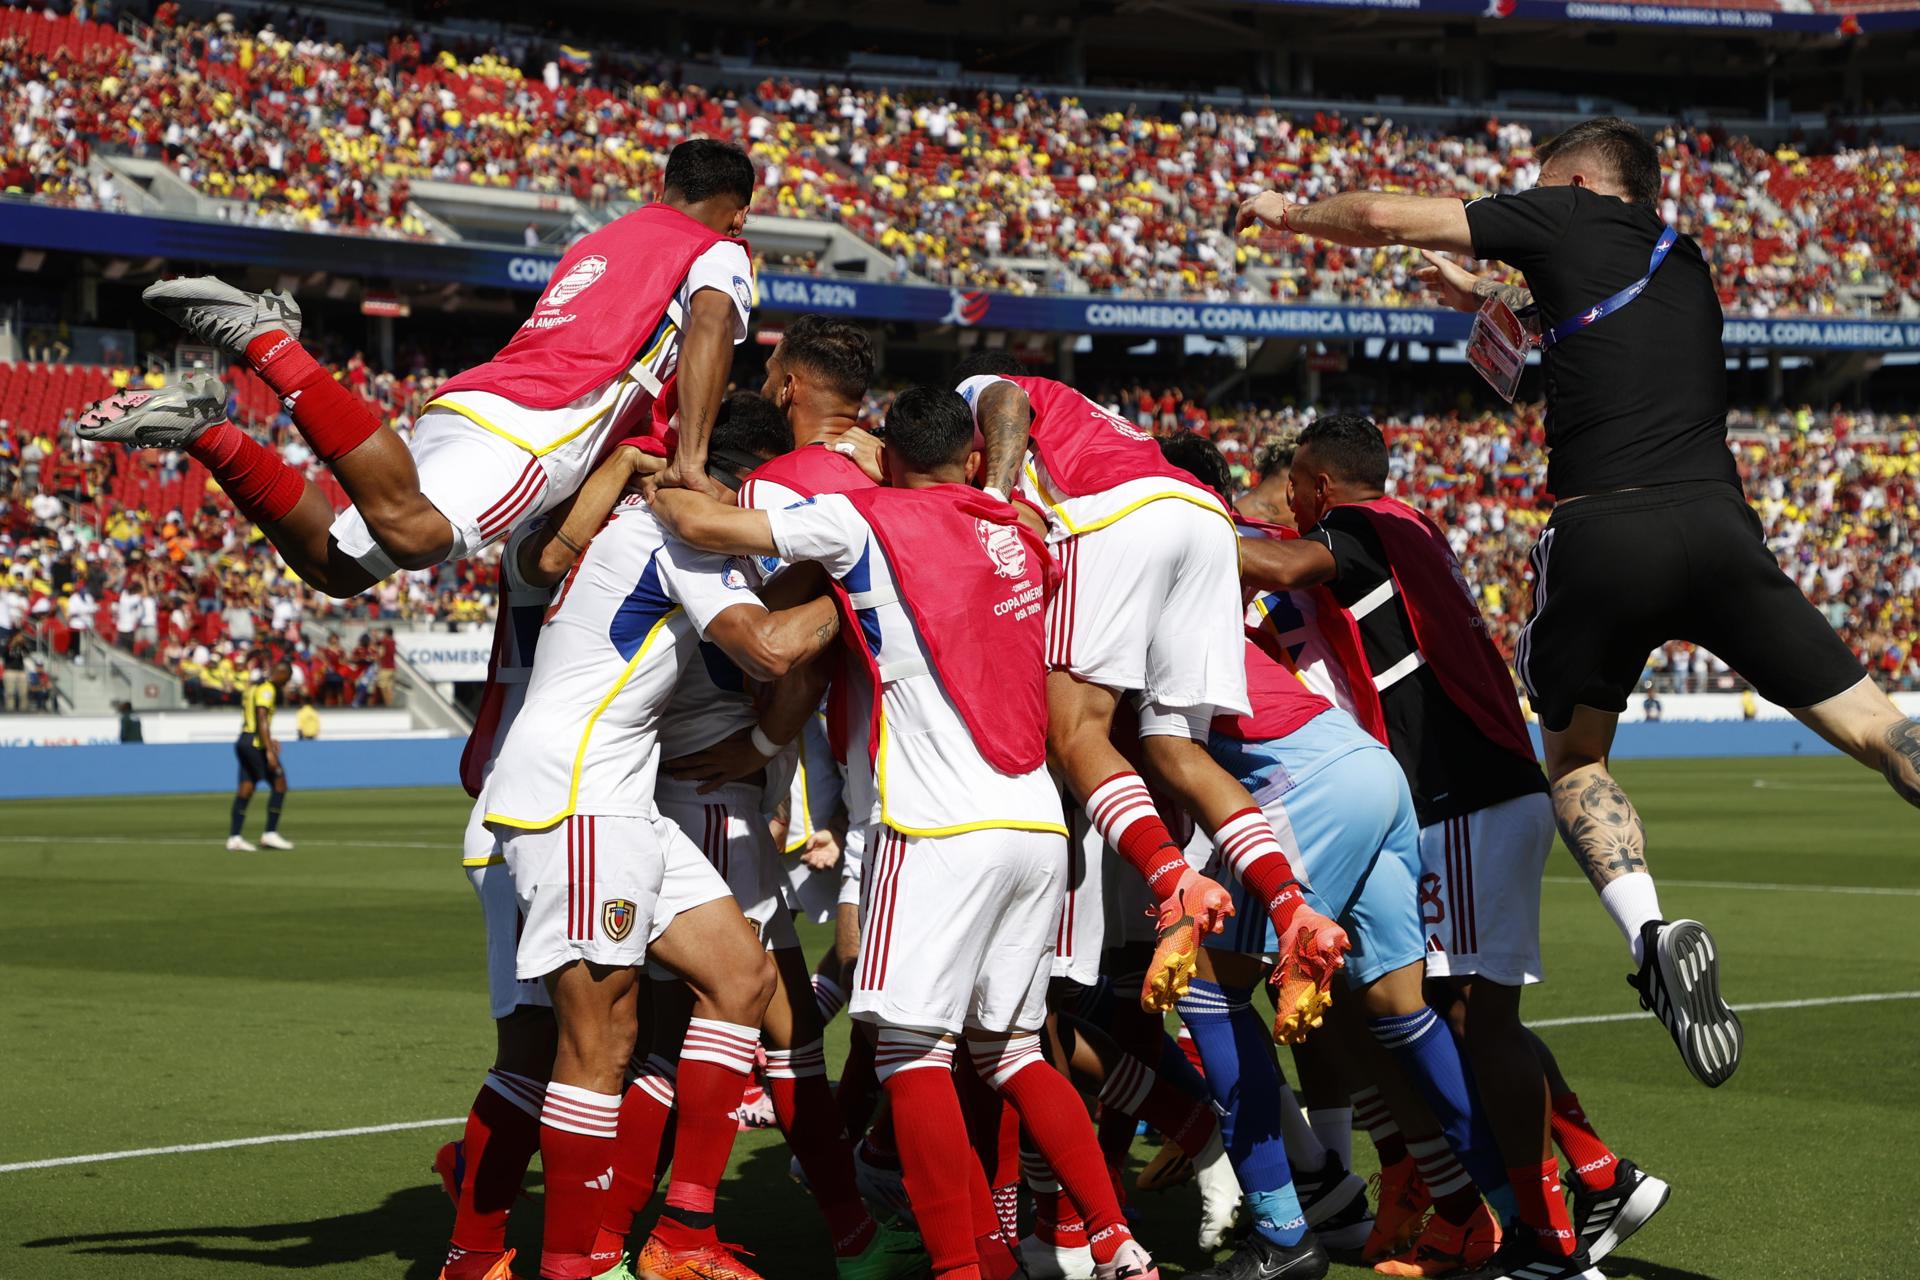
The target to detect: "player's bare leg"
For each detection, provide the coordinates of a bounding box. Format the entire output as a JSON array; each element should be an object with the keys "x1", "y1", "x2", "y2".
[
  {"x1": 1544, "y1": 706, "x2": 1741, "y2": 1088},
  {"x1": 538, "y1": 960, "x2": 643, "y2": 1280},
  {"x1": 1787, "y1": 674, "x2": 1920, "y2": 808}
]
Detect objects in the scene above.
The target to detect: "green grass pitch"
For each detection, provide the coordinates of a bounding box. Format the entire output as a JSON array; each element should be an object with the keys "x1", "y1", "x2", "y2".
[{"x1": 2, "y1": 757, "x2": 1915, "y2": 1279}]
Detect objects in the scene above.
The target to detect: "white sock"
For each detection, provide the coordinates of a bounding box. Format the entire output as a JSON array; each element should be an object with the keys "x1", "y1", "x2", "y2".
[
  {"x1": 1275, "y1": 1084, "x2": 1329, "y2": 1174},
  {"x1": 1308, "y1": 1106, "x2": 1352, "y2": 1171},
  {"x1": 1599, "y1": 872, "x2": 1664, "y2": 965}
]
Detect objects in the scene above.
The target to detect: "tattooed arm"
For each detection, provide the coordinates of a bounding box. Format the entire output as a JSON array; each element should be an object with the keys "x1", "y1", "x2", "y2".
[
  {"x1": 1550, "y1": 767, "x2": 1649, "y2": 891},
  {"x1": 974, "y1": 378, "x2": 1034, "y2": 499},
  {"x1": 1415, "y1": 249, "x2": 1542, "y2": 335}
]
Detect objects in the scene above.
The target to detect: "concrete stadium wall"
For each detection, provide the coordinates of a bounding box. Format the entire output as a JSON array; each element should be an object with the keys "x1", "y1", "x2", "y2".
[{"x1": 0, "y1": 738, "x2": 466, "y2": 800}]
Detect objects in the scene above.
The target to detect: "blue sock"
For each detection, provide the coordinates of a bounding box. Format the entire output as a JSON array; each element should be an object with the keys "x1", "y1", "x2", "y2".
[
  {"x1": 266, "y1": 792, "x2": 285, "y2": 833},
  {"x1": 1176, "y1": 979, "x2": 1302, "y2": 1245},
  {"x1": 230, "y1": 794, "x2": 250, "y2": 838},
  {"x1": 1369, "y1": 1006, "x2": 1507, "y2": 1195}
]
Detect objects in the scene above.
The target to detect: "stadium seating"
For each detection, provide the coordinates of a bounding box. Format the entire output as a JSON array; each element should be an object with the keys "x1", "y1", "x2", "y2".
[{"x1": 4, "y1": 12, "x2": 1916, "y2": 316}]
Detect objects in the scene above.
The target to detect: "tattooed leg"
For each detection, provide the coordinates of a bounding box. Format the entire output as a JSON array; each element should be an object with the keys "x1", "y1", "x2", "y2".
[
  {"x1": 1549, "y1": 767, "x2": 1650, "y2": 891},
  {"x1": 1788, "y1": 675, "x2": 1920, "y2": 810}
]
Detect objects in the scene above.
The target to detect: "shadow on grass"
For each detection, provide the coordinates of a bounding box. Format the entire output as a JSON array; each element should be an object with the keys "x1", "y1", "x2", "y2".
[{"x1": 1601, "y1": 1255, "x2": 1725, "y2": 1280}]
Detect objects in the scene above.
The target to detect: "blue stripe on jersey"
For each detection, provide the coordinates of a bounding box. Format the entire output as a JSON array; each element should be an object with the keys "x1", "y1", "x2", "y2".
[
  {"x1": 1255, "y1": 591, "x2": 1309, "y2": 663},
  {"x1": 843, "y1": 543, "x2": 883, "y2": 652},
  {"x1": 609, "y1": 554, "x2": 676, "y2": 659},
  {"x1": 697, "y1": 640, "x2": 749, "y2": 693}
]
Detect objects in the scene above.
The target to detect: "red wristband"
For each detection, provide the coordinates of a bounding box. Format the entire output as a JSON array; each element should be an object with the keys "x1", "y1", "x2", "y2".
[{"x1": 1280, "y1": 203, "x2": 1299, "y2": 233}]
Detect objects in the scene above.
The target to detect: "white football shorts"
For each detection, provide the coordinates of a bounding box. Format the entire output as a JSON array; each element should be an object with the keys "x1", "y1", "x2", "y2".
[
  {"x1": 657, "y1": 778, "x2": 799, "y2": 953},
  {"x1": 1053, "y1": 803, "x2": 1107, "y2": 986},
  {"x1": 1419, "y1": 792, "x2": 1556, "y2": 986},
  {"x1": 462, "y1": 800, "x2": 551, "y2": 1019}
]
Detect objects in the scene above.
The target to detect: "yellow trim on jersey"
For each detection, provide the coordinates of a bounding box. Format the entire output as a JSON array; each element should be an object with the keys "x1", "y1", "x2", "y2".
[
  {"x1": 427, "y1": 374, "x2": 635, "y2": 458},
  {"x1": 872, "y1": 707, "x2": 1069, "y2": 840},
  {"x1": 782, "y1": 749, "x2": 813, "y2": 855},
  {"x1": 484, "y1": 608, "x2": 682, "y2": 831},
  {"x1": 461, "y1": 853, "x2": 507, "y2": 868},
  {"x1": 1024, "y1": 460, "x2": 1235, "y2": 537}
]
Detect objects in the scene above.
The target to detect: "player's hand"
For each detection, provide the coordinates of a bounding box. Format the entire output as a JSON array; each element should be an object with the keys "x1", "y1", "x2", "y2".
[
  {"x1": 662, "y1": 726, "x2": 772, "y2": 793},
  {"x1": 1236, "y1": 190, "x2": 1302, "y2": 235},
  {"x1": 1269, "y1": 906, "x2": 1350, "y2": 1045},
  {"x1": 657, "y1": 459, "x2": 727, "y2": 500},
  {"x1": 831, "y1": 427, "x2": 887, "y2": 484},
  {"x1": 618, "y1": 442, "x2": 669, "y2": 478},
  {"x1": 799, "y1": 827, "x2": 842, "y2": 871},
  {"x1": 1415, "y1": 249, "x2": 1483, "y2": 313}
]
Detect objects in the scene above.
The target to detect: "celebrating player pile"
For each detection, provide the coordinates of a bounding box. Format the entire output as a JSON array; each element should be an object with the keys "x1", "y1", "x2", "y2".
[{"x1": 73, "y1": 115, "x2": 1904, "y2": 1280}]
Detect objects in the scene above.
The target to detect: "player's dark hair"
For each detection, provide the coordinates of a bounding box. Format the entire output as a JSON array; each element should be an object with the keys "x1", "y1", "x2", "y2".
[
  {"x1": 663, "y1": 138, "x2": 756, "y2": 206},
  {"x1": 1537, "y1": 117, "x2": 1661, "y2": 207},
  {"x1": 707, "y1": 392, "x2": 794, "y2": 489},
  {"x1": 1296, "y1": 414, "x2": 1389, "y2": 491},
  {"x1": 882, "y1": 386, "x2": 975, "y2": 471},
  {"x1": 1157, "y1": 433, "x2": 1232, "y2": 502},
  {"x1": 950, "y1": 349, "x2": 1022, "y2": 383},
  {"x1": 779, "y1": 314, "x2": 874, "y2": 402}
]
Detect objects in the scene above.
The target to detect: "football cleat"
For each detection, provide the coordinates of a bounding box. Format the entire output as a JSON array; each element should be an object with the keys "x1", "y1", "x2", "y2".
[
  {"x1": 433, "y1": 1139, "x2": 465, "y2": 1201},
  {"x1": 1295, "y1": 1151, "x2": 1371, "y2": 1250},
  {"x1": 835, "y1": 1217, "x2": 929, "y2": 1280},
  {"x1": 259, "y1": 831, "x2": 296, "y2": 850},
  {"x1": 1449, "y1": 1235, "x2": 1601, "y2": 1280},
  {"x1": 1268, "y1": 909, "x2": 1349, "y2": 1045},
  {"x1": 1134, "y1": 1138, "x2": 1195, "y2": 1191},
  {"x1": 1629, "y1": 919, "x2": 1742, "y2": 1088},
  {"x1": 1021, "y1": 1233, "x2": 1096, "y2": 1280},
  {"x1": 1194, "y1": 1129, "x2": 1243, "y2": 1252},
  {"x1": 636, "y1": 1236, "x2": 761, "y2": 1280},
  {"x1": 1361, "y1": 1163, "x2": 1429, "y2": 1265},
  {"x1": 853, "y1": 1142, "x2": 915, "y2": 1227},
  {"x1": 592, "y1": 1260, "x2": 639, "y2": 1280},
  {"x1": 1373, "y1": 1202, "x2": 1500, "y2": 1276},
  {"x1": 226, "y1": 835, "x2": 257, "y2": 853},
  {"x1": 143, "y1": 275, "x2": 303, "y2": 356},
  {"x1": 731, "y1": 1081, "x2": 777, "y2": 1130},
  {"x1": 76, "y1": 373, "x2": 229, "y2": 450},
  {"x1": 1569, "y1": 1157, "x2": 1670, "y2": 1263},
  {"x1": 437, "y1": 1247, "x2": 516, "y2": 1280},
  {"x1": 1188, "y1": 1231, "x2": 1329, "y2": 1280},
  {"x1": 1093, "y1": 1238, "x2": 1162, "y2": 1280}
]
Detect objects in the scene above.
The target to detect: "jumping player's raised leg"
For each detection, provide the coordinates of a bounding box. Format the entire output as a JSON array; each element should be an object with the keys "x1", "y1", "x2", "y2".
[{"x1": 1786, "y1": 675, "x2": 1920, "y2": 808}]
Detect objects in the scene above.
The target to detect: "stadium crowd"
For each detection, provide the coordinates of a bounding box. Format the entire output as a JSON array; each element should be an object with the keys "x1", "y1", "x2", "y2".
[{"x1": 2, "y1": 7, "x2": 1917, "y2": 314}]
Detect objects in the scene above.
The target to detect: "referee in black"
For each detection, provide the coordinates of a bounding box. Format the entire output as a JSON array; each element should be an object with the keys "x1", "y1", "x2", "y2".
[{"x1": 1238, "y1": 117, "x2": 1918, "y2": 1093}]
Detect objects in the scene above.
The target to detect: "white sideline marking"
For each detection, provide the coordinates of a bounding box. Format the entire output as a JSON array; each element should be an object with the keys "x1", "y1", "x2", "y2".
[
  {"x1": 1528, "y1": 989, "x2": 1920, "y2": 1029},
  {"x1": 0, "y1": 835, "x2": 450, "y2": 852},
  {"x1": 9, "y1": 992, "x2": 1920, "y2": 1175},
  {"x1": 1544, "y1": 875, "x2": 1920, "y2": 898},
  {"x1": 0, "y1": 1116, "x2": 466, "y2": 1173}
]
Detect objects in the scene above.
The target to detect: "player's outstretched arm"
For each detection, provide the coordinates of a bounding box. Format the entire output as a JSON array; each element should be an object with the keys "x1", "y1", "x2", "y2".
[
  {"x1": 649, "y1": 487, "x2": 777, "y2": 556},
  {"x1": 657, "y1": 288, "x2": 738, "y2": 500},
  {"x1": 1237, "y1": 190, "x2": 1472, "y2": 254},
  {"x1": 1238, "y1": 535, "x2": 1338, "y2": 591},
  {"x1": 703, "y1": 597, "x2": 840, "y2": 684},
  {"x1": 975, "y1": 378, "x2": 1034, "y2": 499},
  {"x1": 518, "y1": 444, "x2": 657, "y2": 587}
]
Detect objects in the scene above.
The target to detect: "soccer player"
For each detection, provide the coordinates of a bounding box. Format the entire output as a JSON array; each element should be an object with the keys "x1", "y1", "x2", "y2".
[
  {"x1": 1238, "y1": 117, "x2": 1920, "y2": 1091},
  {"x1": 436, "y1": 442, "x2": 664, "y2": 1280},
  {"x1": 479, "y1": 449, "x2": 844, "y2": 1280},
  {"x1": 953, "y1": 354, "x2": 1345, "y2": 1028},
  {"x1": 76, "y1": 138, "x2": 757, "y2": 596},
  {"x1": 651, "y1": 387, "x2": 1164, "y2": 1280},
  {"x1": 1237, "y1": 416, "x2": 1643, "y2": 1280},
  {"x1": 229, "y1": 660, "x2": 293, "y2": 851}
]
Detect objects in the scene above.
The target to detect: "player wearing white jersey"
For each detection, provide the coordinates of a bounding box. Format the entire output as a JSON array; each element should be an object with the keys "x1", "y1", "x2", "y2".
[{"x1": 480, "y1": 475, "x2": 842, "y2": 1280}]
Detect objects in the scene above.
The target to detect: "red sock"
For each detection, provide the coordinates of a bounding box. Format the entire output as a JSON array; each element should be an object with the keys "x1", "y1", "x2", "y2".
[
  {"x1": 590, "y1": 1059, "x2": 675, "y2": 1262},
  {"x1": 1508, "y1": 1159, "x2": 1578, "y2": 1257},
  {"x1": 968, "y1": 1144, "x2": 1021, "y2": 1280},
  {"x1": 1352, "y1": 1085, "x2": 1409, "y2": 1167},
  {"x1": 1409, "y1": 1136, "x2": 1481, "y2": 1226},
  {"x1": 244, "y1": 331, "x2": 381, "y2": 462},
  {"x1": 881, "y1": 1050, "x2": 977, "y2": 1274},
  {"x1": 1024, "y1": 1147, "x2": 1088, "y2": 1250},
  {"x1": 1085, "y1": 772, "x2": 1187, "y2": 899},
  {"x1": 538, "y1": 1083, "x2": 622, "y2": 1280},
  {"x1": 651, "y1": 1020, "x2": 757, "y2": 1253},
  {"x1": 974, "y1": 1041, "x2": 1133, "y2": 1266},
  {"x1": 186, "y1": 420, "x2": 306, "y2": 525},
  {"x1": 1213, "y1": 807, "x2": 1309, "y2": 933},
  {"x1": 1097, "y1": 1052, "x2": 1215, "y2": 1158},
  {"x1": 764, "y1": 1042, "x2": 875, "y2": 1257},
  {"x1": 443, "y1": 1072, "x2": 544, "y2": 1278},
  {"x1": 958, "y1": 1054, "x2": 1022, "y2": 1244},
  {"x1": 1550, "y1": 1092, "x2": 1619, "y2": 1191}
]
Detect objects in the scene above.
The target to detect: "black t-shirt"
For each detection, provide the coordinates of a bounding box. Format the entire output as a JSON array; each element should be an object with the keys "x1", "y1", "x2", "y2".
[
  {"x1": 1306, "y1": 508, "x2": 1547, "y2": 826},
  {"x1": 1465, "y1": 185, "x2": 1738, "y2": 500}
]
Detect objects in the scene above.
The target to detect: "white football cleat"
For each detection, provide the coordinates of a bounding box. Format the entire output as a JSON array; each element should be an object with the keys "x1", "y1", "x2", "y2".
[
  {"x1": 1019, "y1": 1233, "x2": 1096, "y2": 1280},
  {"x1": 1093, "y1": 1238, "x2": 1160, "y2": 1280},
  {"x1": 143, "y1": 275, "x2": 303, "y2": 356},
  {"x1": 259, "y1": 832, "x2": 295, "y2": 850},
  {"x1": 226, "y1": 835, "x2": 257, "y2": 852},
  {"x1": 75, "y1": 373, "x2": 229, "y2": 450},
  {"x1": 1193, "y1": 1129, "x2": 1243, "y2": 1251}
]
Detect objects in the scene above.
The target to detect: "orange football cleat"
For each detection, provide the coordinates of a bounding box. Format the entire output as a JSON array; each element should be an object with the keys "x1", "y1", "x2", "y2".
[
  {"x1": 436, "y1": 1247, "x2": 516, "y2": 1280},
  {"x1": 1373, "y1": 1201, "x2": 1501, "y2": 1276},
  {"x1": 1268, "y1": 907, "x2": 1350, "y2": 1044},
  {"x1": 637, "y1": 1236, "x2": 763, "y2": 1280},
  {"x1": 1362, "y1": 1161, "x2": 1431, "y2": 1265},
  {"x1": 1140, "y1": 873, "x2": 1236, "y2": 1012}
]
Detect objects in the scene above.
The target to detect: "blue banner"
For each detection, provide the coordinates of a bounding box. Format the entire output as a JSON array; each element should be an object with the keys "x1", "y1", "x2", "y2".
[{"x1": 4, "y1": 201, "x2": 1917, "y2": 351}]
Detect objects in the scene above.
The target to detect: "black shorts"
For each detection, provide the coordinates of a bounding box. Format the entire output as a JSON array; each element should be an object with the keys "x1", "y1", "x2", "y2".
[
  {"x1": 235, "y1": 736, "x2": 282, "y2": 785},
  {"x1": 1516, "y1": 480, "x2": 1862, "y2": 733}
]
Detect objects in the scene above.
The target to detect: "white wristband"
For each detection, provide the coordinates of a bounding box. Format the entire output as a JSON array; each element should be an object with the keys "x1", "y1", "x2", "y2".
[{"x1": 750, "y1": 724, "x2": 782, "y2": 758}]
